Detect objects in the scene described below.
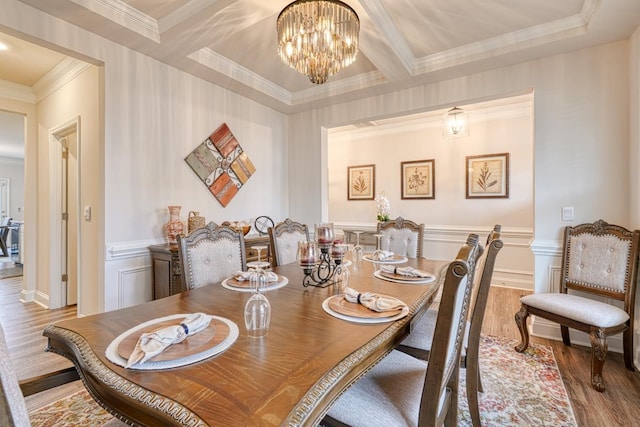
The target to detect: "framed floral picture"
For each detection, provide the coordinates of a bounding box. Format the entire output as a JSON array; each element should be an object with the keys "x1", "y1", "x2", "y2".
[
  {"x1": 466, "y1": 153, "x2": 509, "y2": 199},
  {"x1": 401, "y1": 159, "x2": 435, "y2": 199},
  {"x1": 347, "y1": 164, "x2": 375, "y2": 200}
]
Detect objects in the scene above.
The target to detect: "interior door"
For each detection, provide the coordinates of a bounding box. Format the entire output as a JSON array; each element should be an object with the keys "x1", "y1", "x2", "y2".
[{"x1": 61, "y1": 133, "x2": 78, "y2": 306}]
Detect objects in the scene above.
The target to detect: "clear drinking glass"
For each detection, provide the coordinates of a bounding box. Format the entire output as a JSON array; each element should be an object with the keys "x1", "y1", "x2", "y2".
[
  {"x1": 333, "y1": 263, "x2": 350, "y2": 295},
  {"x1": 372, "y1": 233, "x2": 385, "y2": 271},
  {"x1": 244, "y1": 270, "x2": 271, "y2": 337}
]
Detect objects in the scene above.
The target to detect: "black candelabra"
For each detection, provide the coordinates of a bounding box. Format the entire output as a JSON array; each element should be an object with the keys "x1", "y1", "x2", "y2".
[{"x1": 300, "y1": 244, "x2": 346, "y2": 288}]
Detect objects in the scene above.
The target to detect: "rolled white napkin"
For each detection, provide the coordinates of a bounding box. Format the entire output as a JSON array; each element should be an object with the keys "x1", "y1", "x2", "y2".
[
  {"x1": 234, "y1": 269, "x2": 279, "y2": 283},
  {"x1": 372, "y1": 250, "x2": 394, "y2": 260},
  {"x1": 126, "y1": 313, "x2": 211, "y2": 368},
  {"x1": 380, "y1": 265, "x2": 430, "y2": 278},
  {"x1": 343, "y1": 287, "x2": 406, "y2": 312}
]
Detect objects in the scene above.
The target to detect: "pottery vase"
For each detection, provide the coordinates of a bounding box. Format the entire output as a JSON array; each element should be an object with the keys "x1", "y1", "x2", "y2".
[{"x1": 165, "y1": 205, "x2": 185, "y2": 245}]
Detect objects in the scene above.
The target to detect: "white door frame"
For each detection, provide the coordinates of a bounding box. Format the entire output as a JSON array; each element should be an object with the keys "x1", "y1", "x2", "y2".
[{"x1": 48, "y1": 116, "x2": 81, "y2": 309}]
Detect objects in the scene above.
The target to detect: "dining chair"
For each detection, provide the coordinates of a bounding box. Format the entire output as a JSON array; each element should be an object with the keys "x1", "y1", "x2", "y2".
[
  {"x1": 177, "y1": 222, "x2": 247, "y2": 289},
  {"x1": 323, "y1": 234, "x2": 481, "y2": 427},
  {"x1": 376, "y1": 216, "x2": 425, "y2": 258},
  {"x1": 0, "y1": 217, "x2": 12, "y2": 258},
  {"x1": 268, "y1": 218, "x2": 309, "y2": 266},
  {"x1": 515, "y1": 219, "x2": 639, "y2": 392},
  {"x1": 1, "y1": 320, "x2": 85, "y2": 426},
  {"x1": 395, "y1": 225, "x2": 502, "y2": 427}
]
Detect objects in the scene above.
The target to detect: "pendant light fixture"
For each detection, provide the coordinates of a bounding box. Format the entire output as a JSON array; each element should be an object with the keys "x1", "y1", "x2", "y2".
[{"x1": 443, "y1": 107, "x2": 469, "y2": 138}]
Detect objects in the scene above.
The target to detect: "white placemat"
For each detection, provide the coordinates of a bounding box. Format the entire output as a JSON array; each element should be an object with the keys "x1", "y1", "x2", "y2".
[{"x1": 106, "y1": 314, "x2": 238, "y2": 370}]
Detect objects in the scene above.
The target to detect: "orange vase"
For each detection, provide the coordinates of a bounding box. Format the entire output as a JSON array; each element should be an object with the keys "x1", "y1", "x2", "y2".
[{"x1": 165, "y1": 205, "x2": 184, "y2": 245}]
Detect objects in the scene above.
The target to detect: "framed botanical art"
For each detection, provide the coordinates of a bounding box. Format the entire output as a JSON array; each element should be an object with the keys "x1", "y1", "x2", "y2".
[
  {"x1": 466, "y1": 152, "x2": 509, "y2": 199},
  {"x1": 347, "y1": 164, "x2": 375, "y2": 200},
  {"x1": 401, "y1": 159, "x2": 435, "y2": 199}
]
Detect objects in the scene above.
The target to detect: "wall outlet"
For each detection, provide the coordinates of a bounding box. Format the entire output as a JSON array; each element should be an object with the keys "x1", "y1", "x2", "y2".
[{"x1": 562, "y1": 206, "x2": 574, "y2": 221}]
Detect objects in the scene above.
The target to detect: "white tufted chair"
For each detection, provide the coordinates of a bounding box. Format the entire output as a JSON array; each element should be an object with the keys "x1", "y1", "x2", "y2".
[
  {"x1": 268, "y1": 218, "x2": 309, "y2": 266},
  {"x1": 515, "y1": 220, "x2": 639, "y2": 392},
  {"x1": 376, "y1": 216, "x2": 424, "y2": 258},
  {"x1": 178, "y1": 222, "x2": 247, "y2": 290},
  {"x1": 323, "y1": 235, "x2": 481, "y2": 427}
]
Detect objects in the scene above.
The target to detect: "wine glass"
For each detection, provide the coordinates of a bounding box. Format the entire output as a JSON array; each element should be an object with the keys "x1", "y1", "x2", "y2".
[
  {"x1": 372, "y1": 233, "x2": 385, "y2": 272},
  {"x1": 248, "y1": 245, "x2": 270, "y2": 271},
  {"x1": 351, "y1": 231, "x2": 364, "y2": 268},
  {"x1": 244, "y1": 270, "x2": 271, "y2": 337}
]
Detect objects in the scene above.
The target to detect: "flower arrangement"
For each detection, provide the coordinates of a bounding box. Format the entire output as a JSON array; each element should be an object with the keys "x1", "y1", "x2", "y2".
[{"x1": 375, "y1": 192, "x2": 390, "y2": 222}]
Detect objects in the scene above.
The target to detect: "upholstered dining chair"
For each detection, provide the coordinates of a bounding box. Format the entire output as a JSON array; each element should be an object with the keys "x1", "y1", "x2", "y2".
[
  {"x1": 1, "y1": 320, "x2": 88, "y2": 426},
  {"x1": 515, "y1": 220, "x2": 639, "y2": 392},
  {"x1": 0, "y1": 217, "x2": 12, "y2": 257},
  {"x1": 177, "y1": 222, "x2": 247, "y2": 290},
  {"x1": 376, "y1": 216, "x2": 425, "y2": 258},
  {"x1": 322, "y1": 234, "x2": 480, "y2": 427},
  {"x1": 396, "y1": 225, "x2": 503, "y2": 427},
  {"x1": 268, "y1": 218, "x2": 309, "y2": 266}
]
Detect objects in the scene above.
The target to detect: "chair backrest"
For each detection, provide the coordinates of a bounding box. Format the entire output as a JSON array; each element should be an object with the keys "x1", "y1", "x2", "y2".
[
  {"x1": 178, "y1": 222, "x2": 247, "y2": 290},
  {"x1": 0, "y1": 322, "x2": 31, "y2": 427},
  {"x1": 268, "y1": 218, "x2": 309, "y2": 266},
  {"x1": 561, "y1": 220, "x2": 640, "y2": 312},
  {"x1": 419, "y1": 234, "x2": 480, "y2": 425},
  {"x1": 376, "y1": 216, "x2": 425, "y2": 258}
]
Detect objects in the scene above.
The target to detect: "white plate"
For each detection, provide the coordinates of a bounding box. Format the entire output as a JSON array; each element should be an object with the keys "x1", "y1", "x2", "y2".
[
  {"x1": 363, "y1": 254, "x2": 408, "y2": 264},
  {"x1": 221, "y1": 276, "x2": 288, "y2": 292},
  {"x1": 373, "y1": 270, "x2": 435, "y2": 285},
  {"x1": 105, "y1": 314, "x2": 238, "y2": 370},
  {"x1": 322, "y1": 297, "x2": 409, "y2": 324}
]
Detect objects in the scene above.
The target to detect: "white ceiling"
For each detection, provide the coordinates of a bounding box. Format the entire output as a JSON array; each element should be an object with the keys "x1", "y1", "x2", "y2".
[{"x1": 1, "y1": 0, "x2": 640, "y2": 158}]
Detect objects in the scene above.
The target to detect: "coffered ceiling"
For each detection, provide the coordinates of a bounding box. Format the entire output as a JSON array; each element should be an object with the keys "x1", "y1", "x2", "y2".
[{"x1": 2, "y1": 0, "x2": 640, "y2": 115}]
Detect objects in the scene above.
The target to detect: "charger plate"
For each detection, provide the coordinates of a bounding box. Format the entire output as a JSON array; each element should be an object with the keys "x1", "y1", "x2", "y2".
[
  {"x1": 105, "y1": 314, "x2": 238, "y2": 370},
  {"x1": 221, "y1": 275, "x2": 288, "y2": 292},
  {"x1": 379, "y1": 269, "x2": 435, "y2": 282},
  {"x1": 322, "y1": 295, "x2": 409, "y2": 324},
  {"x1": 373, "y1": 270, "x2": 435, "y2": 285},
  {"x1": 363, "y1": 254, "x2": 408, "y2": 264}
]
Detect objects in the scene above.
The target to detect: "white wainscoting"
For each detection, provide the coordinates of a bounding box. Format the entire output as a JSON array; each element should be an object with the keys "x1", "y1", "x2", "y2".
[{"x1": 104, "y1": 239, "x2": 162, "y2": 312}]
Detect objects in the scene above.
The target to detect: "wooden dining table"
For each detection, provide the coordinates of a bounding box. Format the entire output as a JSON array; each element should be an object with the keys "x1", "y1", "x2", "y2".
[{"x1": 44, "y1": 256, "x2": 448, "y2": 427}]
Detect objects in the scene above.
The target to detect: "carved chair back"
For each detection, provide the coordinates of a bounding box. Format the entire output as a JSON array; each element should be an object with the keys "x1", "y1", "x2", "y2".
[
  {"x1": 268, "y1": 218, "x2": 309, "y2": 266},
  {"x1": 376, "y1": 216, "x2": 425, "y2": 258},
  {"x1": 178, "y1": 222, "x2": 247, "y2": 289}
]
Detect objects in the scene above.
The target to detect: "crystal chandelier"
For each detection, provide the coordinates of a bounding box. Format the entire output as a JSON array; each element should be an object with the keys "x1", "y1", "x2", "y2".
[{"x1": 277, "y1": 0, "x2": 360, "y2": 85}]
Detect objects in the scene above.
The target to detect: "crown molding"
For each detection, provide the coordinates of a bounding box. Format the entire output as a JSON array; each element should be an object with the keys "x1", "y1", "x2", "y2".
[
  {"x1": 71, "y1": 0, "x2": 160, "y2": 42},
  {"x1": 0, "y1": 79, "x2": 35, "y2": 103},
  {"x1": 33, "y1": 58, "x2": 92, "y2": 102},
  {"x1": 188, "y1": 47, "x2": 293, "y2": 105},
  {"x1": 413, "y1": 0, "x2": 599, "y2": 75}
]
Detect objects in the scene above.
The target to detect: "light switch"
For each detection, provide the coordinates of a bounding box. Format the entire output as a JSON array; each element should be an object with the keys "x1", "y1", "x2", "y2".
[
  {"x1": 84, "y1": 206, "x2": 92, "y2": 221},
  {"x1": 562, "y1": 206, "x2": 574, "y2": 221}
]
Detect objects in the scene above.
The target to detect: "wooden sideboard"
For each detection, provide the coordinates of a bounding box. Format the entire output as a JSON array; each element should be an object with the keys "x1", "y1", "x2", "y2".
[{"x1": 149, "y1": 235, "x2": 271, "y2": 299}]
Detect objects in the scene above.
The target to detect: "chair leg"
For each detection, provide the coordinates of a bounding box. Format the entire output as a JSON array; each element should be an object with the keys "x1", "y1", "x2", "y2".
[
  {"x1": 623, "y1": 327, "x2": 636, "y2": 371},
  {"x1": 466, "y1": 348, "x2": 482, "y2": 427},
  {"x1": 561, "y1": 325, "x2": 571, "y2": 346},
  {"x1": 514, "y1": 304, "x2": 530, "y2": 353},
  {"x1": 589, "y1": 328, "x2": 608, "y2": 392}
]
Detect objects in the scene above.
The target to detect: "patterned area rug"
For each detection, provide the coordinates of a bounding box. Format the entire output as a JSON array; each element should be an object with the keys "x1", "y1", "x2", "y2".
[
  {"x1": 458, "y1": 335, "x2": 577, "y2": 426},
  {"x1": 29, "y1": 335, "x2": 575, "y2": 427}
]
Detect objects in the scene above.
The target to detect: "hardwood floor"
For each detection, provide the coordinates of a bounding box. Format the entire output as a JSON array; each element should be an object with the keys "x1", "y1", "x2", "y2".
[{"x1": 2, "y1": 275, "x2": 639, "y2": 425}]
